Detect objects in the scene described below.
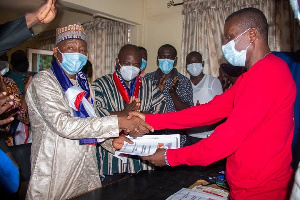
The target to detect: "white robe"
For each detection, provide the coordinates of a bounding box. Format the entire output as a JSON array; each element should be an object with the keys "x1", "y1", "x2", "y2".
[{"x1": 25, "y1": 69, "x2": 119, "y2": 200}]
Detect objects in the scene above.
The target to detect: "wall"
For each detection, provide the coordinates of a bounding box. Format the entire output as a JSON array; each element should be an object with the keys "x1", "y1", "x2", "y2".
[
  {"x1": 59, "y1": 0, "x2": 145, "y2": 48},
  {"x1": 60, "y1": 0, "x2": 184, "y2": 73},
  {"x1": 0, "y1": 0, "x2": 184, "y2": 74},
  {"x1": 143, "y1": 0, "x2": 183, "y2": 73},
  {"x1": 60, "y1": 0, "x2": 144, "y2": 25},
  {"x1": 0, "y1": 9, "x2": 93, "y2": 62}
]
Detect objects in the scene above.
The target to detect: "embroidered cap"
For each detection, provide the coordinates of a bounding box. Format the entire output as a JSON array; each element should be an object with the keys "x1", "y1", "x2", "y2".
[{"x1": 56, "y1": 24, "x2": 86, "y2": 45}]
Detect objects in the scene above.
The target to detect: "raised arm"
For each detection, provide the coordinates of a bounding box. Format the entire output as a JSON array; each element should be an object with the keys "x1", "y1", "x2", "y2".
[
  {"x1": 145, "y1": 81, "x2": 237, "y2": 130},
  {"x1": 0, "y1": 0, "x2": 57, "y2": 56},
  {"x1": 167, "y1": 61, "x2": 296, "y2": 166}
]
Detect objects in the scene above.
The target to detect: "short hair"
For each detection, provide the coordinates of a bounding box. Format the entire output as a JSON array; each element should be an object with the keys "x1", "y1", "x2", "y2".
[
  {"x1": 226, "y1": 7, "x2": 268, "y2": 44},
  {"x1": 158, "y1": 44, "x2": 177, "y2": 57},
  {"x1": 138, "y1": 46, "x2": 147, "y2": 53},
  {"x1": 11, "y1": 50, "x2": 27, "y2": 65},
  {"x1": 10, "y1": 50, "x2": 29, "y2": 72},
  {"x1": 118, "y1": 44, "x2": 141, "y2": 59},
  {"x1": 187, "y1": 51, "x2": 202, "y2": 59}
]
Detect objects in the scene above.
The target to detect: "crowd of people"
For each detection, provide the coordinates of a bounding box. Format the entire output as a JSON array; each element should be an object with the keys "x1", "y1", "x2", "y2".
[{"x1": 0, "y1": 0, "x2": 299, "y2": 199}]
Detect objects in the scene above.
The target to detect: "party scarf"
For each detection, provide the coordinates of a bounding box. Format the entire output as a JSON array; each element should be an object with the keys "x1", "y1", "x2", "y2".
[
  {"x1": 52, "y1": 60, "x2": 101, "y2": 145},
  {"x1": 113, "y1": 70, "x2": 141, "y2": 103}
]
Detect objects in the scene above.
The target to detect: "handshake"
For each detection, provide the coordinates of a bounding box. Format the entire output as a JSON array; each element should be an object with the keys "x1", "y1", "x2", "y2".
[
  {"x1": 115, "y1": 98, "x2": 167, "y2": 167},
  {"x1": 115, "y1": 112, "x2": 168, "y2": 167},
  {"x1": 117, "y1": 97, "x2": 150, "y2": 138}
]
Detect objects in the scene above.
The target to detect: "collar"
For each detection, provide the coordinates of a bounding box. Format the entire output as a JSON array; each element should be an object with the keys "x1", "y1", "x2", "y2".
[{"x1": 154, "y1": 68, "x2": 178, "y2": 80}]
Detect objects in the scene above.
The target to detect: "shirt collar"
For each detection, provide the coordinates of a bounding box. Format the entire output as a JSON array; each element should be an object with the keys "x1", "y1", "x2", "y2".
[{"x1": 154, "y1": 68, "x2": 178, "y2": 80}]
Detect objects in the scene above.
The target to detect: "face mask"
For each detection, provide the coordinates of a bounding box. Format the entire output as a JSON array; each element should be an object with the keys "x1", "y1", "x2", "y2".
[
  {"x1": 140, "y1": 58, "x2": 147, "y2": 71},
  {"x1": 159, "y1": 59, "x2": 174, "y2": 74},
  {"x1": 57, "y1": 48, "x2": 87, "y2": 75},
  {"x1": 222, "y1": 28, "x2": 251, "y2": 66},
  {"x1": 0, "y1": 61, "x2": 9, "y2": 76},
  {"x1": 290, "y1": 0, "x2": 300, "y2": 21},
  {"x1": 187, "y1": 63, "x2": 203, "y2": 77},
  {"x1": 119, "y1": 64, "x2": 140, "y2": 81}
]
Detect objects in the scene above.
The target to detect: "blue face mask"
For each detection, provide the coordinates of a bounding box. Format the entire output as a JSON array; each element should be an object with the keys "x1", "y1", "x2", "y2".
[
  {"x1": 158, "y1": 59, "x2": 174, "y2": 74},
  {"x1": 222, "y1": 28, "x2": 251, "y2": 67},
  {"x1": 140, "y1": 58, "x2": 147, "y2": 71},
  {"x1": 57, "y1": 48, "x2": 87, "y2": 75}
]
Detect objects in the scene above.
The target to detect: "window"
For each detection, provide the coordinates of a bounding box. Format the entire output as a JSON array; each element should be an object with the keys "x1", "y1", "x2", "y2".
[{"x1": 27, "y1": 48, "x2": 53, "y2": 72}]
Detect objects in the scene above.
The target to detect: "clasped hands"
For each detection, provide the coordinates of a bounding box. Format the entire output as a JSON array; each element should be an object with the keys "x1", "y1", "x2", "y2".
[
  {"x1": 157, "y1": 75, "x2": 179, "y2": 94},
  {"x1": 117, "y1": 97, "x2": 151, "y2": 137},
  {"x1": 115, "y1": 110, "x2": 167, "y2": 167}
]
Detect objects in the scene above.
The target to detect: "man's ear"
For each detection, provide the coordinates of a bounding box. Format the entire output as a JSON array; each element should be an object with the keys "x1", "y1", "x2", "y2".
[
  {"x1": 53, "y1": 47, "x2": 58, "y2": 59},
  {"x1": 249, "y1": 28, "x2": 258, "y2": 43},
  {"x1": 174, "y1": 57, "x2": 178, "y2": 67},
  {"x1": 116, "y1": 58, "x2": 121, "y2": 71}
]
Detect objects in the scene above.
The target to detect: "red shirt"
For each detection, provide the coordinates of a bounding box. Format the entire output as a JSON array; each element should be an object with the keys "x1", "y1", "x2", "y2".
[{"x1": 146, "y1": 54, "x2": 296, "y2": 200}]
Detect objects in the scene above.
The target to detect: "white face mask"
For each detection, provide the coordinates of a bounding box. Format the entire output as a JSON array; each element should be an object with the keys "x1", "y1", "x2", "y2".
[
  {"x1": 290, "y1": 0, "x2": 300, "y2": 21},
  {"x1": 222, "y1": 28, "x2": 251, "y2": 66},
  {"x1": 187, "y1": 63, "x2": 203, "y2": 77},
  {"x1": 119, "y1": 64, "x2": 140, "y2": 81},
  {"x1": 0, "y1": 61, "x2": 9, "y2": 76}
]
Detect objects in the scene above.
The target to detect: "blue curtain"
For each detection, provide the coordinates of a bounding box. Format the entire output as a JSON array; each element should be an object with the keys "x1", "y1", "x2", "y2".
[{"x1": 273, "y1": 51, "x2": 300, "y2": 169}]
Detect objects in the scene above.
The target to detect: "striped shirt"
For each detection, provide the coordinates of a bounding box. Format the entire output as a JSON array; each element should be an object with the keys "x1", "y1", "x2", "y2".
[{"x1": 92, "y1": 74, "x2": 166, "y2": 175}]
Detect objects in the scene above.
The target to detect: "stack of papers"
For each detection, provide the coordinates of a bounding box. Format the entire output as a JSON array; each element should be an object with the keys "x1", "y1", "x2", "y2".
[
  {"x1": 191, "y1": 185, "x2": 229, "y2": 199},
  {"x1": 166, "y1": 188, "x2": 227, "y2": 200},
  {"x1": 115, "y1": 134, "x2": 180, "y2": 156}
]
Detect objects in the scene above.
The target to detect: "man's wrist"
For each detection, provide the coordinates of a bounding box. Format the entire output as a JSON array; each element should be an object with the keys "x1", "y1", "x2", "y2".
[
  {"x1": 25, "y1": 13, "x2": 39, "y2": 29},
  {"x1": 169, "y1": 90, "x2": 177, "y2": 95},
  {"x1": 164, "y1": 149, "x2": 170, "y2": 166}
]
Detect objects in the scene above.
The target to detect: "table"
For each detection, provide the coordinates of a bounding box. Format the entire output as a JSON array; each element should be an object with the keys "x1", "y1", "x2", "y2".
[{"x1": 70, "y1": 162, "x2": 226, "y2": 200}]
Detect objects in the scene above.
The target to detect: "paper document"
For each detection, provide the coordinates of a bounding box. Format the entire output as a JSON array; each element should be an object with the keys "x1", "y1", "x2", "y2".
[
  {"x1": 191, "y1": 185, "x2": 229, "y2": 198},
  {"x1": 166, "y1": 188, "x2": 227, "y2": 200},
  {"x1": 116, "y1": 134, "x2": 180, "y2": 156}
]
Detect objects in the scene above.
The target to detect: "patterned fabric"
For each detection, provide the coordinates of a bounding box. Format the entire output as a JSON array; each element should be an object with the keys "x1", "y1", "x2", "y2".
[
  {"x1": 51, "y1": 60, "x2": 99, "y2": 145},
  {"x1": 144, "y1": 68, "x2": 193, "y2": 138},
  {"x1": 56, "y1": 24, "x2": 86, "y2": 45},
  {"x1": 92, "y1": 74, "x2": 166, "y2": 175},
  {"x1": 180, "y1": 0, "x2": 300, "y2": 77},
  {"x1": 113, "y1": 71, "x2": 141, "y2": 103},
  {"x1": 1, "y1": 78, "x2": 29, "y2": 146}
]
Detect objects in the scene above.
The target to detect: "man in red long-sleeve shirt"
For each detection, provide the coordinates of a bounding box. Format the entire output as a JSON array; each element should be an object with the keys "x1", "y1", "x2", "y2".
[{"x1": 115, "y1": 8, "x2": 296, "y2": 200}]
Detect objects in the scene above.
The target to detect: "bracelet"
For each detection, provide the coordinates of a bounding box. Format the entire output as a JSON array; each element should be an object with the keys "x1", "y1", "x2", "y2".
[{"x1": 164, "y1": 149, "x2": 170, "y2": 166}]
